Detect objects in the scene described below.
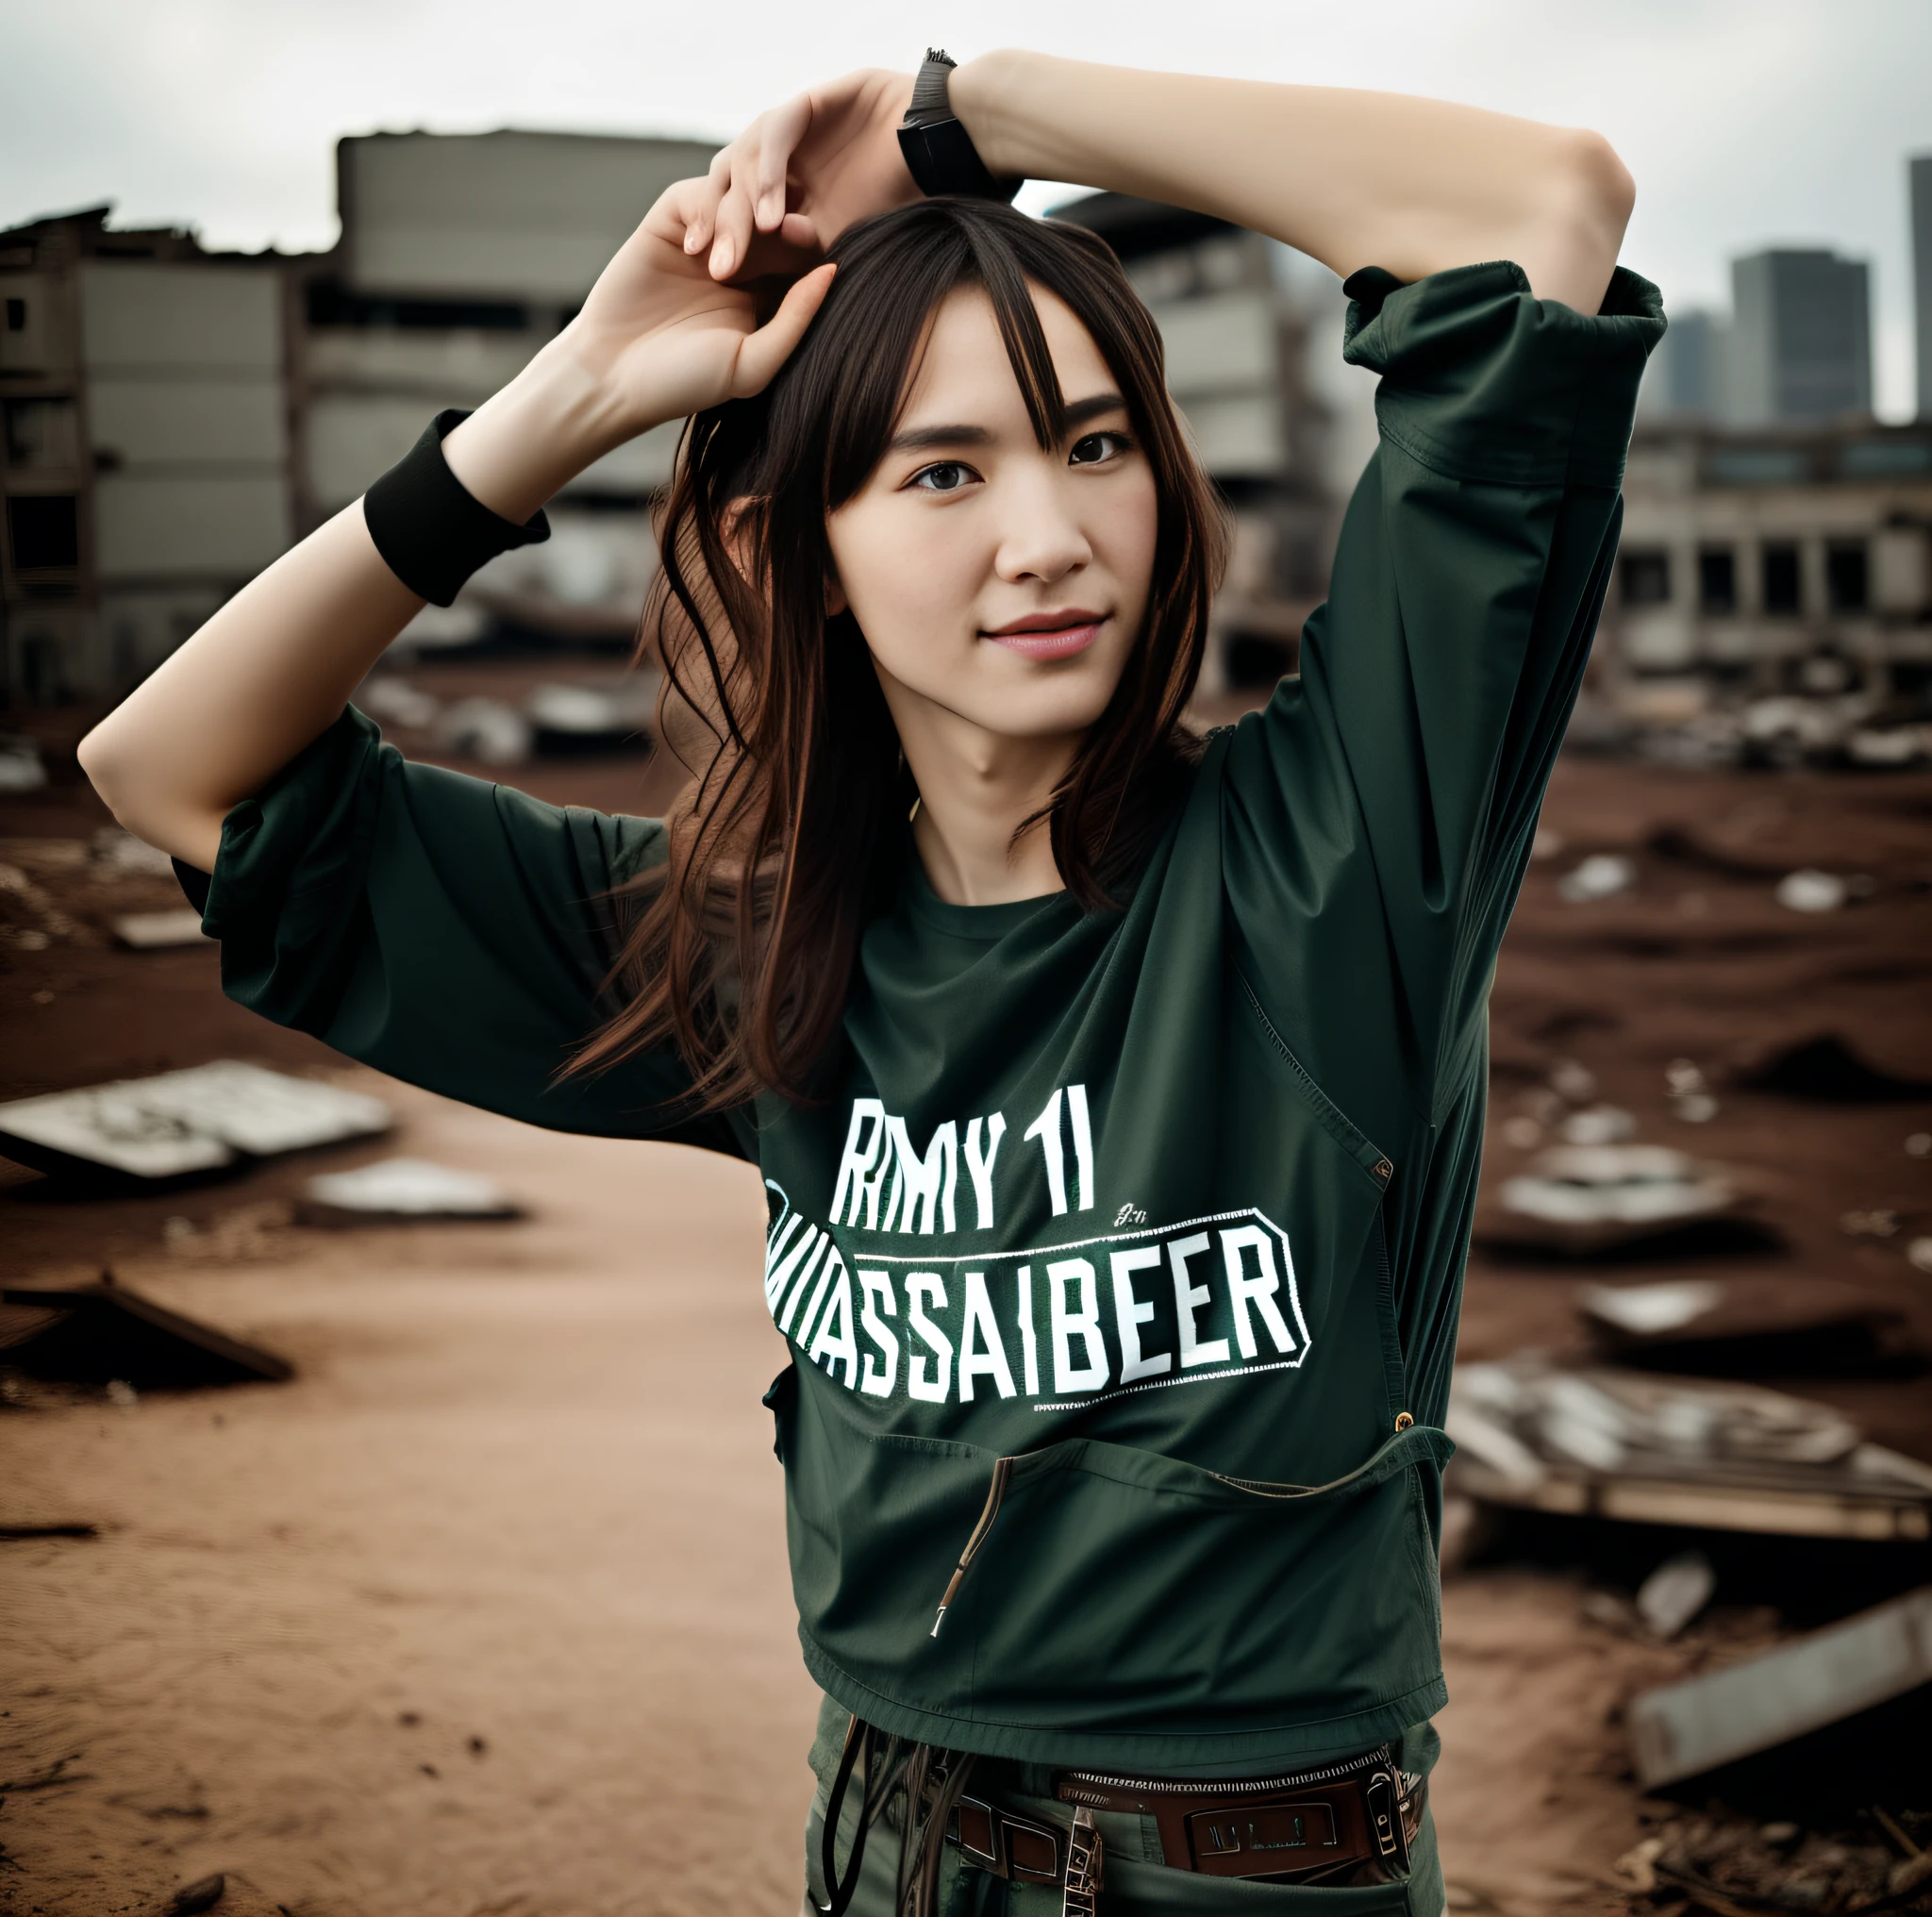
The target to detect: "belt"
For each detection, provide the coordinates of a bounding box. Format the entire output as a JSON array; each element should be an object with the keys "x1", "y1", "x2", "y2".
[{"x1": 949, "y1": 1744, "x2": 1423, "y2": 1911}]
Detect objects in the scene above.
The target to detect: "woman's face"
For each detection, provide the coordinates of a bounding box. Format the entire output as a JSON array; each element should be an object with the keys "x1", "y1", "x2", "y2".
[{"x1": 825, "y1": 283, "x2": 1158, "y2": 750}]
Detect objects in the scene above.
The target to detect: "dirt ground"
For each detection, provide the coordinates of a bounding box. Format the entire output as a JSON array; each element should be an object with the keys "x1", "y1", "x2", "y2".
[{"x1": 2, "y1": 677, "x2": 1929, "y2": 1917}]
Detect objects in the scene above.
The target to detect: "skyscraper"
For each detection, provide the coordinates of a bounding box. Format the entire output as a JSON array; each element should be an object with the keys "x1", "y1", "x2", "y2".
[
  {"x1": 1729, "y1": 248, "x2": 1873, "y2": 425},
  {"x1": 1912, "y1": 156, "x2": 1932, "y2": 422}
]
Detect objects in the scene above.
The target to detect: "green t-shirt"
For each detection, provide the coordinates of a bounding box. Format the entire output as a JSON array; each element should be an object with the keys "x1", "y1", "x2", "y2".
[{"x1": 204, "y1": 260, "x2": 1662, "y2": 1773}]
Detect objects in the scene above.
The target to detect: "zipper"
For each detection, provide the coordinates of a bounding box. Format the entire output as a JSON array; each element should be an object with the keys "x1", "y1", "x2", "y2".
[
  {"x1": 1235, "y1": 969, "x2": 1393, "y2": 1189},
  {"x1": 1058, "y1": 1743, "x2": 1393, "y2": 1799},
  {"x1": 930, "y1": 1455, "x2": 1014, "y2": 1638}
]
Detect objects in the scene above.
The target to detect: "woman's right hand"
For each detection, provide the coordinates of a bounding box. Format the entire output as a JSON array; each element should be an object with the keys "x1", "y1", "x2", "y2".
[
  {"x1": 439, "y1": 179, "x2": 836, "y2": 524},
  {"x1": 557, "y1": 177, "x2": 837, "y2": 442}
]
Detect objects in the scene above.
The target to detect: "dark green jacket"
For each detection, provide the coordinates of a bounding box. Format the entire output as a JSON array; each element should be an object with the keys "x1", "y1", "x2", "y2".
[{"x1": 203, "y1": 260, "x2": 1662, "y2": 1773}]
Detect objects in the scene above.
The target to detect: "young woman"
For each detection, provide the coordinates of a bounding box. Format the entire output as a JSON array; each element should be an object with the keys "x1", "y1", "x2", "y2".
[{"x1": 80, "y1": 49, "x2": 1655, "y2": 1917}]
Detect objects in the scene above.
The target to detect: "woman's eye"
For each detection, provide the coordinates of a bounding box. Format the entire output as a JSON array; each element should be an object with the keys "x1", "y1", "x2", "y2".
[
  {"x1": 910, "y1": 461, "x2": 976, "y2": 493},
  {"x1": 1069, "y1": 431, "x2": 1131, "y2": 467}
]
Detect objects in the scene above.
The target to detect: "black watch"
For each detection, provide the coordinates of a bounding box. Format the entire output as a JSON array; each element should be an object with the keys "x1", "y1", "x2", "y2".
[{"x1": 896, "y1": 50, "x2": 1023, "y2": 203}]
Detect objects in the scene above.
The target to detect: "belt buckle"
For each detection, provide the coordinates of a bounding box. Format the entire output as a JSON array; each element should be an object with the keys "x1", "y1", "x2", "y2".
[{"x1": 950, "y1": 1797, "x2": 1063, "y2": 1886}]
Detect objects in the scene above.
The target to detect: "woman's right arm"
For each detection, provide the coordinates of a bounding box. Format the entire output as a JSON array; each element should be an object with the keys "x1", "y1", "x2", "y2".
[{"x1": 77, "y1": 187, "x2": 835, "y2": 871}]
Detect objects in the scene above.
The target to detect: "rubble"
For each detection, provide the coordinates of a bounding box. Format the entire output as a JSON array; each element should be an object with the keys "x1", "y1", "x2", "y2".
[
  {"x1": 1774, "y1": 869, "x2": 1848, "y2": 913},
  {"x1": 1446, "y1": 1358, "x2": 1932, "y2": 1540},
  {"x1": 356, "y1": 674, "x2": 442, "y2": 730},
  {"x1": 1634, "y1": 1549, "x2": 1716, "y2": 1639},
  {"x1": 109, "y1": 907, "x2": 209, "y2": 949},
  {"x1": 0, "y1": 1061, "x2": 391, "y2": 1179},
  {"x1": 0, "y1": 734, "x2": 48, "y2": 792},
  {"x1": 303, "y1": 1157, "x2": 521, "y2": 1222},
  {"x1": 434, "y1": 696, "x2": 532, "y2": 766},
  {"x1": 525, "y1": 677, "x2": 657, "y2": 753},
  {"x1": 1558, "y1": 852, "x2": 1637, "y2": 902},
  {"x1": 0, "y1": 1275, "x2": 293, "y2": 1390},
  {"x1": 1625, "y1": 1585, "x2": 1932, "y2": 1790},
  {"x1": 1488, "y1": 1142, "x2": 1754, "y2": 1255},
  {"x1": 1737, "y1": 1033, "x2": 1932, "y2": 1103},
  {"x1": 1578, "y1": 1276, "x2": 1917, "y2": 1375}
]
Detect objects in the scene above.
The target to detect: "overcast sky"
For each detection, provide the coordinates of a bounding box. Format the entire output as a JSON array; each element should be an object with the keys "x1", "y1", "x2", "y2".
[{"x1": 5, "y1": 0, "x2": 1928, "y2": 416}]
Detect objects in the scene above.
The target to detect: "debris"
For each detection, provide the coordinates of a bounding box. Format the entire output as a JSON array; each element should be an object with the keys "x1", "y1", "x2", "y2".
[
  {"x1": 1840, "y1": 1209, "x2": 1899, "y2": 1238},
  {"x1": 1578, "y1": 1276, "x2": 1917, "y2": 1375},
  {"x1": 1489, "y1": 1143, "x2": 1751, "y2": 1255},
  {"x1": 434, "y1": 696, "x2": 531, "y2": 767},
  {"x1": 0, "y1": 1277, "x2": 293, "y2": 1390},
  {"x1": 1581, "y1": 1279, "x2": 1725, "y2": 1337},
  {"x1": 1907, "y1": 1133, "x2": 1931, "y2": 1159},
  {"x1": 169, "y1": 1875, "x2": 226, "y2": 1915},
  {"x1": 1908, "y1": 1239, "x2": 1932, "y2": 1276},
  {"x1": 1663, "y1": 1060, "x2": 1719, "y2": 1124},
  {"x1": 1774, "y1": 868, "x2": 1848, "y2": 913},
  {"x1": 0, "y1": 1522, "x2": 97, "y2": 1540},
  {"x1": 303, "y1": 1158, "x2": 521, "y2": 1223},
  {"x1": 1555, "y1": 1104, "x2": 1636, "y2": 1145},
  {"x1": 0, "y1": 1061, "x2": 391, "y2": 1179},
  {"x1": 1447, "y1": 1359, "x2": 1932, "y2": 1540},
  {"x1": 110, "y1": 908, "x2": 209, "y2": 949},
  {"x1": 355, "y1": 675, "x2": 441, "y2": 730},
  {"x1": 91, "y1": 825, "x2": 175, "y2": 879},
  {"x1": 0, "y1": 735, "x2": 47, "y2": 793},
  {"x1": 1737, "y1": 1033, "x2": 1932, "y2": 1103},
  {"x1": 1557, "y1": 853, "x2": 1636, "y2": 902},
  {"x1": 1635, "y1": 1550, "x2": 1716, "y2": 1639},
  {"x1": 1626, "y1": 1586, "x2": 1932, "y2": 1789},
  {"x1": 1613, "y1": 1835, "x2": 1665, "y2": 1892},
  {"x1": 1550, "y1": 1059, "x2": 1597, "y2": 1102},
  {"x1": 525, "y1": 678, "x2": 656, "y2": 753}
]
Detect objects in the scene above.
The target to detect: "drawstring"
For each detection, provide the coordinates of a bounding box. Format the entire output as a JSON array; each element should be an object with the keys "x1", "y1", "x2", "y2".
[{"x1": 812, "y1": 1715, "x2": 975, "y2": 1917}]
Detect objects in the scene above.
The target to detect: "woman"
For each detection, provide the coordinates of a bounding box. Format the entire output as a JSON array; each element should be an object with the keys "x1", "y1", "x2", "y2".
[{"x1": 80, "y1": 49, "x2": 1655, "y2": 1917}]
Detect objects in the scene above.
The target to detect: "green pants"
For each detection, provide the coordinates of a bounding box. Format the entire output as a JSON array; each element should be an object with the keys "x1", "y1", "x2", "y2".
[{"x1": 802, "y1": 1699, "x2": 1446, "y2": 1917}]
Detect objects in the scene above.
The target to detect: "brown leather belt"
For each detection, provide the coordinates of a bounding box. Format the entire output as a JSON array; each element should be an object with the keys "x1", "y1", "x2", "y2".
[{"x1": 949, "y1": 1743, "x2": 1422, "y2": 1897}]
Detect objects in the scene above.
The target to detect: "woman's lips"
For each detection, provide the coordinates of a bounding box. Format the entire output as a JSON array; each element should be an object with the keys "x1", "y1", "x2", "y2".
[{"x1": 984, "y1": 619, "x2": 1104, "y2": 661}]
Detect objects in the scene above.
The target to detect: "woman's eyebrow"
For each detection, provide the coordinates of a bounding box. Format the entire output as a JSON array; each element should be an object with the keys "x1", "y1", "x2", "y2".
[
  {"x1": 886, "y1": 392, "x2": 1128, "y2": 457},
  {"x1": 886, "y1": 422, "x2": 993, "y2": 454}
]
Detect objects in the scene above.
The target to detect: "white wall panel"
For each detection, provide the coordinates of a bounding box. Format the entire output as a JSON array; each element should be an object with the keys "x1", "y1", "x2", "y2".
[
  {"x1": 90, "y1": 376, "x2": 286, "y2": 464},
  {"x1": 94, "y1": 474, "x2": 290, "y2": 579},
  {"x1": 79, "y1": 264, "x2": 280, "y2": 373}
]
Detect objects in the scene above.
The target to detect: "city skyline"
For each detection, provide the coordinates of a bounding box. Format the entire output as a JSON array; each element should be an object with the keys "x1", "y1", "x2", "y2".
[{"x1": 4, "y1": 0, "x2": 1930, "y2": 417}]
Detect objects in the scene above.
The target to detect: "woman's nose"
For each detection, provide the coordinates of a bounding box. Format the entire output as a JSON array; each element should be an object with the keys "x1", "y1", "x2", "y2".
[{"x1": 991, "y1": 473, "x2": 1092, "y2": 586}]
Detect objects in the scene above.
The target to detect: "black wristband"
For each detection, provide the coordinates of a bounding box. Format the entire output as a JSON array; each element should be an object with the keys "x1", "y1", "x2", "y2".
[
  {"x1": 897, "y1": 50, "x2": 1022, "y2": 203},
  {"x1": 362, "y1": 408, "x2": 550, "y2": 608}
]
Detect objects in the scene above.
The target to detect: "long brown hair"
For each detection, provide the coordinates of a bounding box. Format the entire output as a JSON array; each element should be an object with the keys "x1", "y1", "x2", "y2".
[{"x1": 573, "y1": 197, "x2": 1228, "y2": 1110}]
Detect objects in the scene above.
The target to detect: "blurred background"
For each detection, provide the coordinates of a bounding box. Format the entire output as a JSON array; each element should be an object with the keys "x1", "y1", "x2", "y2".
[{"x1": 1, "y1": 5, "x2": 1929, "y2": 1915}]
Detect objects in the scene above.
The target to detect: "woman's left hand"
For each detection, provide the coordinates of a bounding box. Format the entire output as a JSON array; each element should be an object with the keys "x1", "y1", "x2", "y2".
[{"x1": 684, "y1": 68, "x2": 923, "y2": 280}]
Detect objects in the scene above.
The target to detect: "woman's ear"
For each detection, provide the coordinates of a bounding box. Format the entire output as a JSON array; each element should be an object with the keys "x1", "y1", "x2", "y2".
[{"x1": 824, "y1": 570, "x2": 849, "y2": 617}]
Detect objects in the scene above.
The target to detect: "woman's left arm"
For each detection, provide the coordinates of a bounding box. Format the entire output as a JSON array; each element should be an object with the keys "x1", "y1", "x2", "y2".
[
  {"x1": 693, "y1": 54, "x2": 1631, "y2": 317},
  {"x1": 949, "y1": 53, "x2": 1633, "y2": 313}
]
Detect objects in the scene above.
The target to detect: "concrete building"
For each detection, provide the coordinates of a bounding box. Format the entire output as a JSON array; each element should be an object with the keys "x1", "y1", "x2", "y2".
[
  {"x1": 1729, "y1": 248, "x2": 1873, "y2": 425},
  {"x1": 1052, "y1": 192, "x2": 1378, "y2": 689},
  {"x1": 1597, "y1": 421, "x2": 1932, "y2": 708},
  {"x1": 1638, "y1": 308, "x2": 1729, "y2": 424},
  {"x1": 303, "y1": 129, "x2": 716, "y2": 647},
  {"x1": 1913, "y1": 155, "x2": 1932, "y2": 422},
  {"x1": 0, "y1": 208, "x2": 296, "y2": 701}
]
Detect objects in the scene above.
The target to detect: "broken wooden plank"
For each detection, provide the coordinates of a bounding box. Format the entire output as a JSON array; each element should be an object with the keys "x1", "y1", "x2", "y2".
[{"x1": 1627, "y1": 1587, "x2": 1932, "y2": 1788}]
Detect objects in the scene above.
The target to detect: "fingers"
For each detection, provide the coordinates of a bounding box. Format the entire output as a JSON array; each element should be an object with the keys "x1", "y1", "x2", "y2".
[
  {"x1": 730, "y1": 263, "x2": 836, "y2": 396},
  {"x1": 755, "y1": 92, "x2": 813, "y2": 231}
]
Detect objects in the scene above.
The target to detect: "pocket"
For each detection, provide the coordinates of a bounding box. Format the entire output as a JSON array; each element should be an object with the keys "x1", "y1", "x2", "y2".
[{"x1": 946, "y1": 1425, "x2": 1451, "y2": 1746}]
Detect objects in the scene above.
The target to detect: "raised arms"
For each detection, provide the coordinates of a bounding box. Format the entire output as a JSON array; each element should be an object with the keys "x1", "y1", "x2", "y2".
[
  {"x1": 77, "y1": 191, "x2": 834, "y2": 871},
  {"x1": 691, "y1": 54, "x2": 1633, "y2": 319}
]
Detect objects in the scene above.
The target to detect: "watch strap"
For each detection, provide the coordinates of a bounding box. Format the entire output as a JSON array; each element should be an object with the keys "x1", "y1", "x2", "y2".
[{"x1": 896, "y1": 50, "x2": 1023, "y2": 203}]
